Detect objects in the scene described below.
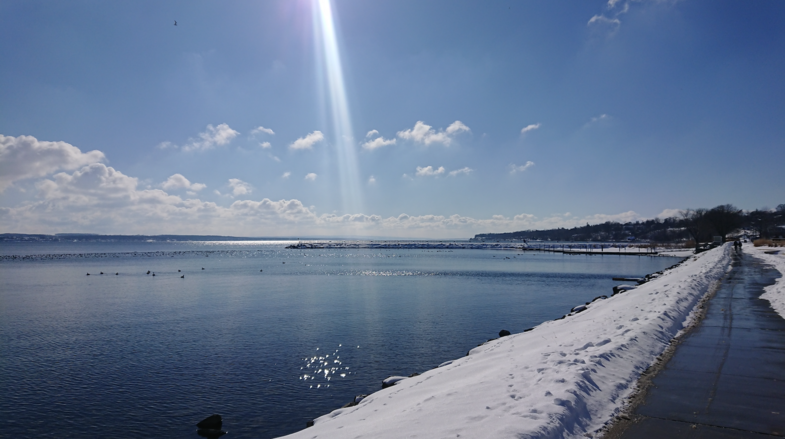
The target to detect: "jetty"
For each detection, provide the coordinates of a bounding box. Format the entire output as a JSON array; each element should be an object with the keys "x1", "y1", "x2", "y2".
[{"x1": 285, "y1": 240, "x2": 664, "y2": 256}]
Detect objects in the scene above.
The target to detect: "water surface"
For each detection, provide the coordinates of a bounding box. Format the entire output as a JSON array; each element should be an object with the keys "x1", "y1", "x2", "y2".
[{"x1": 0, "y1": 241, "x2": 682, "y2": 438}]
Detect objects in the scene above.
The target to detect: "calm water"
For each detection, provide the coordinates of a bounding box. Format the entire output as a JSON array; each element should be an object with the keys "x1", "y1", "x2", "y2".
[{"x1": 0, "y1": 241, "x2": 682, "y2": 438}]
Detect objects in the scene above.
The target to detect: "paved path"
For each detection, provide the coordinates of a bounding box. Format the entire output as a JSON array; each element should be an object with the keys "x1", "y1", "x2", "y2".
[{"x1": 616, "y1": 250, "x2": 785, "y2": 438}]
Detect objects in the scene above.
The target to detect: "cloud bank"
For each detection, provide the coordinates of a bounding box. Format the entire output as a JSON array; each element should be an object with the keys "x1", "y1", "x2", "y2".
[
  {"x1": 1, "y1": 134, "x2": 653, "y2": 239},
  {"x1": 0, "y1": 135, "x2": 105, "y2": 192}
]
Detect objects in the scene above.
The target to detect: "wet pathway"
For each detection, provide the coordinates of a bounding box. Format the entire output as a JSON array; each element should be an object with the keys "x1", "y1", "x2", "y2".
[{"x1": 615, "y1": 250, "x2": 785, "y2": 438}]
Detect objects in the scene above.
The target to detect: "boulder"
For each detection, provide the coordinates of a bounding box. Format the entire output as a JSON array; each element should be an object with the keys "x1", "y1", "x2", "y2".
[
  {"x1": 499, "y1": 329, "x2": 511, "y2": 337},
  {"x1": 196, "y1": 414, "x2": 222, "y2": 430},
  {"x1": 382, "y1": 376, "x2": 407, "y2": 389},
  {"x1": 612, "y1": 284, "x2": 637, "y2": 295},
  {"x1": 570, "y1": 305, "x2": 587, "y2": 314}
]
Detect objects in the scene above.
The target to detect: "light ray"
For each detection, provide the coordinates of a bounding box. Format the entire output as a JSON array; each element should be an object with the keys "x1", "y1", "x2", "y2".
[{"x1": 314, "y1": 0, "x2": 362, "y2": 215}]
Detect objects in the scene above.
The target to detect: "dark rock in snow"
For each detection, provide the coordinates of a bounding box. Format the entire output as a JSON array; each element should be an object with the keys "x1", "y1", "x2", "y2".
[
  {"x1": 196, "y1": 414, "x2": 222, "y2": 430},
  {"x1": 306, "y1": 420, "x2": 315, "y2": 428},
  {"x1": 382, "y1": 376, "x2": 407, "y2": 388},
  {"x1": 612, "y1": 284, "x2": 636, "y2": 295},
  {"x1": 499, "y1": 329, "x2": 511, "y2": 337},
  {"x1": 571, "y1": 305, "x2": 587, "y2": 313},
  {"x1": 342, "y1": 394, "x2": 369, "y2": 408}
]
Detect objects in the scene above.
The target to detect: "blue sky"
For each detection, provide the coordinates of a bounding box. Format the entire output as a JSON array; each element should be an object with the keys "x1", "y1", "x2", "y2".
[{"x1": 1, "y1": 0, "x2": 783, "y2": 238}]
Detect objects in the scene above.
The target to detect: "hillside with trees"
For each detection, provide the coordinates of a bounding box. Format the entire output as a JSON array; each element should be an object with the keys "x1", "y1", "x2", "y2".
[{"x1": 471, "y1": 204, "x2": 785, "y2": 244}]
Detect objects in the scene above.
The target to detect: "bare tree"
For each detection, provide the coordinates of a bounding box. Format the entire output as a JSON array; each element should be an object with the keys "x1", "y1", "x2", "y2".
[
  {"x1": 705, "y1": 204, "x2": 743, "y2": 241},
  {"x1": 680, "y1": 208, "x2": 708, "y2": 249}
]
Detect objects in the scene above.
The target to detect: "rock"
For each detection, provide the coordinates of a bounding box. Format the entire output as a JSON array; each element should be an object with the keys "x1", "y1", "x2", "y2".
[
  {"x1": 196, "y1": 414, "x2": 222, "y2": 430},
  {"x1": 523, "y1": 327, "x2": 534, "y2": 332},
  {"x1": 342, "y1": 394, "x2": 369, "y2": 408},
  {"x1": 571, "y1": 305, "x2": 587, "y2": 314},
  {"x1": 612, "y1": 284, "x2": 636, "y2": 295},
  {"x1": 591, "y1": 295, "x2": 607, "y2": 302},
  {"x1": 499, "y1": 329, "x2": 511, "y2": 337},
  {"x1": 306, "y1": 420, "x2": 315, "y2": 428},
  {"x1": 382, "y1": 376, "x2": 407, "y2": 388}
]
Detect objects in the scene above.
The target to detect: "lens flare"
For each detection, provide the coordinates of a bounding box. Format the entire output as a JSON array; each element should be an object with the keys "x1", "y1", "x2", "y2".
[{"x1": 314, "y1": 0, "x2": 362, "y2": 215}]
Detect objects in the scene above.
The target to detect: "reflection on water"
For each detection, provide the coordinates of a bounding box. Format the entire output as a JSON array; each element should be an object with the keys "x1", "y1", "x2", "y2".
[
  {"x1": 0, "y1": 241, "x2": 683, "y2": 438},
  {"x1": 300, "y1": 345, "x2": 356, "y2": 389}
]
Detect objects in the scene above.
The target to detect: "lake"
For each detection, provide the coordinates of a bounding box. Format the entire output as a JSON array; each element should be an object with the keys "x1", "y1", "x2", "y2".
[{"x1": 0, "y1": 240, "x2": 682, "y2": 438}]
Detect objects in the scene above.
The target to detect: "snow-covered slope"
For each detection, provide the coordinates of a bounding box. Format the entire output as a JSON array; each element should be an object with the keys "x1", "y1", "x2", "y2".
[
  {"x1": 281, "y1": 244, "x2": 732, "y2": 439},
  {"x1": 746, "y1": 243, "x2": 785, "y2": 319}
]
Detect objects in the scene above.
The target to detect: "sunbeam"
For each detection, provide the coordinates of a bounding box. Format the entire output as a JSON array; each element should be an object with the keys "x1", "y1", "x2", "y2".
[{"x1": 314, "y1": 0, "x2": 363, "y2": 216}]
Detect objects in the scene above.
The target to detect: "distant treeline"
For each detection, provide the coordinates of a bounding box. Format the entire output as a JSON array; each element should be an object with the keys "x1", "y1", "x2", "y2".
[{"x1": 472, "y1": 204, "x2": 785, "y2": 243}]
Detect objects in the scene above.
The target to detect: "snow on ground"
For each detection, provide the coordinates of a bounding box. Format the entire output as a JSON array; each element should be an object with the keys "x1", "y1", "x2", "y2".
[
  {"x1": 656, "y1": 248, "x2": 695, "y2": 258},
  {"x1": 281, "y1": 244, "x2": 733, "y2": 439},
  {"x1": 746, "y1": 243, "x2": 785, "y2": 319}
]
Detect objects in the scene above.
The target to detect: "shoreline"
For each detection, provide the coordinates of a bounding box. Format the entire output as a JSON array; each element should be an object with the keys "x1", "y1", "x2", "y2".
[{"x1": 280, "y1": 244, "x2": 736, "y2": 439}]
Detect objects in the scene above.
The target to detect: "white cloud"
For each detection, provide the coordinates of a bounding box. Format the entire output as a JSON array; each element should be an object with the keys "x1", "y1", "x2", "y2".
[
  {"x1": 282, "y1": 172, "x2": 291, "y2": 179},
  {"x1": 445, "y1": 121, "x2": 470, "y2": 135},
  {"x1": 1, "y1": 135, "x2": 656, "y2": 239},
  {"x1": 361, "y1": 136, "x2": 396, "y2": 150},
  {"x1": 397, "y1": 120, "x2": 470, "y2": 146},
  {"x1": 182, "y1": 123, "x2": 240, "y2": 152},
  {"x1": 588, "y1": 15, "x2": 621, "y2": 28},
  {"x1": 157, "y1": 141, "x2": 176, "y2": 149},
  {"x1": 520, "y1": 123, "x2": 541, "y2": 135},
  {"x1": 0, "y1": 134, "x2": 106, "y2": 192},
  {"x1": 656, "y1": 208, "x2": 682, "y2": 219},
  {"x1": 228, "y1": 178, "x2": 252, "y2": 196},
  {"x1": 584, "y1": 114, "x2": 612, "y2": 128},
  {"x1": 448, "y1": 167, "x2": 473, "y2": 177},
  {"x1": 260, "y1": 141, "x2": 272, "y2": 149},
  {"x1": 415, "y1": 166, "x2": 446, "y2": 177},
  {"x1": 304, "y1": 173, "x2": 318, "y2": 181},
  {"x1": 289, "y1": 131, "x2": 324, "y2": 150},
  {"x1": 368, "y1": 175, "x2": 376, "y2": 185},
  {"x1": 251, "y1": 126, "x2": 275, "y2": 136},
  {"x1": 510, "y1": 161, "x2": 535, "y2": 174},
  {"x1": 270, "y1": 154, "x2": 281, "y2": 162},
  {"x1": 161, "y1": 174, "x2": 206, "y2": 192},
  {"x1": 365, "y1": 130, "x2": 379, "y2": 138}
]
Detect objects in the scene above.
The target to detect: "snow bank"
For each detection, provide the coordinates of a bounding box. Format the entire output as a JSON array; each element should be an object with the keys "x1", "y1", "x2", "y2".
[
  {"x1": 746, "y1": 243, "x2": 785, "y2": 319},
  {"x1": 281, "y1": 244, "x2": 733, "y2": 439}
]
